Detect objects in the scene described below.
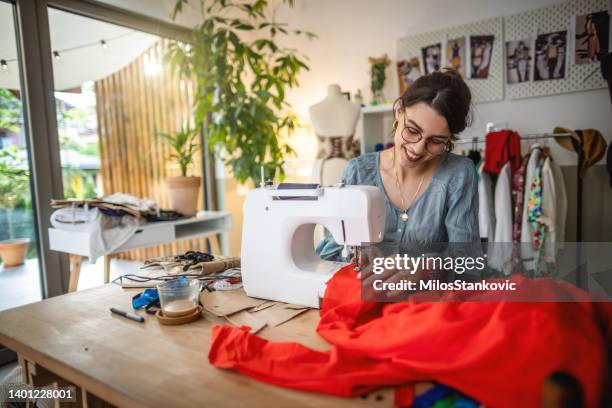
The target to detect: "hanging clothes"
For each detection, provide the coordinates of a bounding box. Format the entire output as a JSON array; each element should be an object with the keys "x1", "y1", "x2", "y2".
[
  {"x1": 511, "y1": 155, "x2": 529, "y2": 243},
  {"x1": 541, "y1": 156, "x2": 567, "y2": 263},
  {"x1": 467, "y1": 149, "x2": 482, "y2": 167},
  {"x1": 520, "y1": 146, "x2": 543, "y2": 272},
  {"x1": 483, "y1": 130, "x2": 522, "y2": 175},
  {"x1": 493, "y1": 162, "x2": 513, "y2": 243},
  {"x1": 489, "y1": 162, "x2": 513, "y2": 275},
  {"x1": 477, "y1": 162, "x2": 495, "y2": 241},
  {"x1": 208, "y1": 264, "x2": 612, "y2": 408}
]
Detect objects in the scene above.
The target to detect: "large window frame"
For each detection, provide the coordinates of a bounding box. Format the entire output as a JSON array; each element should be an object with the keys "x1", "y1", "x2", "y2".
[{"x1": 12, "y1": 0, "x2": 193, "y2": 297}]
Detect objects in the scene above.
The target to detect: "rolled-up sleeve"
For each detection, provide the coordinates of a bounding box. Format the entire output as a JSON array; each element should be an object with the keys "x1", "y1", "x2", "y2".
[
  {"x1": 315, "y1": 159, "x2": 359, "y2": 261},
  {"x1": 445, "y1": 161, "x2": 480, "y2": 242}
]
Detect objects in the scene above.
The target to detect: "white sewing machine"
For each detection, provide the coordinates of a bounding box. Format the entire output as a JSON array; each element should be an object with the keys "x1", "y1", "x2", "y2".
[{"x1": 241, "y1": 183, "x2": 386, "y2": 308}]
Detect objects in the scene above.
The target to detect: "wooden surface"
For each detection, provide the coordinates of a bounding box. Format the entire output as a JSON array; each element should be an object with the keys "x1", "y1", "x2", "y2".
[
  {"x1": 95, "y1": 38, "x2": 209, "y2": 262},
  {"x1": 0, "y1": 285, "x2": 394, "y2": 407}
]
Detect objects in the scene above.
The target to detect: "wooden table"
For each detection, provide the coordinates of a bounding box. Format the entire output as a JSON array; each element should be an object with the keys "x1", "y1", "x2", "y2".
[
  {"x1": 0, "y1": 285, "x2": 393, "y2": 407},
  {"x1": 48, "y1": 212, "x2": 232, "y2": 292}
]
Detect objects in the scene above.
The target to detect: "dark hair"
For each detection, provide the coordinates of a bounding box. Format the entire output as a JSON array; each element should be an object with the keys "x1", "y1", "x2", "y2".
[{"x1": 394, "y1": 67, "x2": 472, "y2": 149}]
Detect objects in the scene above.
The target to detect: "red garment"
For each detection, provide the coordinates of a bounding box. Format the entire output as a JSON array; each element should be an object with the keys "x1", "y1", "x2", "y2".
[
  {"x1": 484, "y1": 130, "x2": 522, "y2": 175},
  {"x1": 209, "y1": 265, "x2": 612, "y2": 407}
]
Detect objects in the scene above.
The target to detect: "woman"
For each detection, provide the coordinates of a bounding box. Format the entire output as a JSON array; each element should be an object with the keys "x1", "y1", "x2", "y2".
[{"x1": 316, "y1": 68, "x2": 479, "y2": 262}]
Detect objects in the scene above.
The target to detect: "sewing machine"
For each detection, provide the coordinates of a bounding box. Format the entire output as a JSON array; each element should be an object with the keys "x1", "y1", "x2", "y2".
[{"x1": 241, "y1": 183, "x2": 386, "y2": 308}]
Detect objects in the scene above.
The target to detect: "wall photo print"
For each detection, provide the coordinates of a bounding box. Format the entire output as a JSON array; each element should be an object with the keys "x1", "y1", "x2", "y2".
[
  {"x1": 397, "y1": 56, "x2": 422, "y2": 95},
  {"x1": 575, "y1": 11, "x2": 610, "y2": 64},
  {"x1": 445, "y1": 37, "x2": 466, "y2": 77},
  {"x1": 470, "y1": 35, "x2": 494, "y2": 79},
  {"x1": 535, "y1": 31, "x2": 567, "y2": 81},
  {"x1": 421, "y1": 43, "x2": 442, "y2": 74},
  {"x1": 506, "y1": 39, "x2": 533, "y2": 84}
]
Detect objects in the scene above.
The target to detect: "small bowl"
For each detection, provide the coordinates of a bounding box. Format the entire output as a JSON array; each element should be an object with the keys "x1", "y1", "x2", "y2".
[{"x1": 156, "y1": 278, "x2": 201, "y2": 317}]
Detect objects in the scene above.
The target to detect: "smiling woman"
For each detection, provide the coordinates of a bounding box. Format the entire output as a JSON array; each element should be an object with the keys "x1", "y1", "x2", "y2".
[{"x1": 316, "y1": 68, "x2": 479, "y2": 262}]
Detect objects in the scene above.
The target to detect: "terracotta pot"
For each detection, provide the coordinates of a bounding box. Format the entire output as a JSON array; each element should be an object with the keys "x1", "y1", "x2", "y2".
[
  {"x1": 166, "y1": 176, "x2": 201, "y2": 216},
  {"x1": 0, "y1": 238, "x2": 30, "y2": 268}
]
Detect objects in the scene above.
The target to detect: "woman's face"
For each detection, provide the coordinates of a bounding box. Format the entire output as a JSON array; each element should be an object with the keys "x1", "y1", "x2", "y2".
[{"x1": 393, "y1": 102, "x2": 451, "y2": 168}]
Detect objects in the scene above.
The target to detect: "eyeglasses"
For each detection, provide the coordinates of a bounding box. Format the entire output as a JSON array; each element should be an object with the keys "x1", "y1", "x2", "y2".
[{"x1": 399, "y1": 120, "x2": 450, "y2": 156}]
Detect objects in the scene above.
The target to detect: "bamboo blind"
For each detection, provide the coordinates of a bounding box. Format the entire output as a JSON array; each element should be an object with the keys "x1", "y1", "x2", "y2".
[{"x1": 95, "y1": 38, "x2": 210, "y2": 261}]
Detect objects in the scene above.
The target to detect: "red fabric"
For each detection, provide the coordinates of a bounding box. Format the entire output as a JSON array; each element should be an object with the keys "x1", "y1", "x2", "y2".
[
  {"x1": 483, "y1": 130, "x2": 522, "y2": 175},
  {"x1": 209, "y1": 265, "x2": 612, "y2": 407}
]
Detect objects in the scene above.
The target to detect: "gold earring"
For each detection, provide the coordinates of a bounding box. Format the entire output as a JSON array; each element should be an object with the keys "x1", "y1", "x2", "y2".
[{"x1": 392, "y1": 120, "x2": 398, "y2": 130}]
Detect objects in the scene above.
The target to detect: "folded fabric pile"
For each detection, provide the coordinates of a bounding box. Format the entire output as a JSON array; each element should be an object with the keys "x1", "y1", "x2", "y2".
[
  {"x1": 49, "y1": 193, "x2": 159, "y2": 262},
  {"x1": 208, "y1": 265, "x2": 612, "y2": 407},
  {"x1": 51, "y1": 192, "x2": 158, "y2": 219},
  {"x1": 50, "y1": 206, "x2": 139, "y2": 262}
]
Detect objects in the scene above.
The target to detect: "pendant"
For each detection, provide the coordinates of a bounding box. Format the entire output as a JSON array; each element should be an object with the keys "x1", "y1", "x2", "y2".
[{"x1": 401, "y1": 212, "x2": 409, "y2": 222}]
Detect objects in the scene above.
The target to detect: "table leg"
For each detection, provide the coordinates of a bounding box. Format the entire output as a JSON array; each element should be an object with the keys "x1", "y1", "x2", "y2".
[
  {"x1": 103, "y1": 256, "x2": 111, "y2": 284},
  {"x1": 208, "y1": 236, "x2": 221, "y2": 256},
  {"x1": 68, "y1": 255, "x2": 83, "y2": 293}
]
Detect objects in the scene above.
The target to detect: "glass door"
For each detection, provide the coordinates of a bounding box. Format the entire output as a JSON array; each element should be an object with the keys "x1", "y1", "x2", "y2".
[{"x1": 0, "y1": 0, "x2": 42, "y2": 310}]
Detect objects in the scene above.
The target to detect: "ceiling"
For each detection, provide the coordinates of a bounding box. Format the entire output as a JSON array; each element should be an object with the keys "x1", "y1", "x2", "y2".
[{"x1": 0, "y1": 4, "x2": 160, "y2": 91}]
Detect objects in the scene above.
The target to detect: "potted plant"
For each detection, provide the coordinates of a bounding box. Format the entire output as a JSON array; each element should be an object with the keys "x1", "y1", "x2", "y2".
[
  {"x1": 157, "y1": 124, "x2": 201, "y2": 216},
  {"x1": 165, "y1": 0, "x2": 314, "y2": 186},
  {"x1": 0, "y1": 146, "x2": 30, "y2": 268}
]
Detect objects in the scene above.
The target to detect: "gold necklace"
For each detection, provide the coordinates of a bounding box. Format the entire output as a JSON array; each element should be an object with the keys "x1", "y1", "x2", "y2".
[{"x1": 392, "y1": 148, "x2": 425, "y2": 222}]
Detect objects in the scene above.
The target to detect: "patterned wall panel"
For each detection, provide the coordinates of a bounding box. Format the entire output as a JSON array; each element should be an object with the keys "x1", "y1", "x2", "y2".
[
  {"x1": 505, "y1": 0, "x2": 608, "y2": 99},
  {"x1": 397, "y1": 17, "x2": 504, "y2": 103}
]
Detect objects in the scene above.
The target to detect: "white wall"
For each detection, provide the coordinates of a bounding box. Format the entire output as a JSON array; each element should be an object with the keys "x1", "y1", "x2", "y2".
[{"x1": 272, "y1": 0, "x2": 611, "y2": 165}]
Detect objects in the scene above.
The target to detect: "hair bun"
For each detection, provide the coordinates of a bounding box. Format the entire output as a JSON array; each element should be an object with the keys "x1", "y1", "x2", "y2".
[{"x1": 441, "y1": 67, "x2": 463, "y2": 79}]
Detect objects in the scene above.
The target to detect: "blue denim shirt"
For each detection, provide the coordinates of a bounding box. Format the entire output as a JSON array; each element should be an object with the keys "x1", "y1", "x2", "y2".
[{"x1": 315, "y1": 151, "x2": 480, "y2": 261}]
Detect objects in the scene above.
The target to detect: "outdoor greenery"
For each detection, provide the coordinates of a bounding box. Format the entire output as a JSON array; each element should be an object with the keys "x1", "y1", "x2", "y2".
[
  {"x1": 0, "y1": 145, "x2": 30, "y2": 210},
  {"x1": 0, "y1": 89, "x2": 22, "y2": 133},
  {"x1": 166, "y1": 0, "x2": 314, "y2": 185},
  {"x1": 0, "y1": 146, "x2": 31, "y2": 242},
  {"x1": 157, "y1": 124, "x2": 200, "y2": 177}
]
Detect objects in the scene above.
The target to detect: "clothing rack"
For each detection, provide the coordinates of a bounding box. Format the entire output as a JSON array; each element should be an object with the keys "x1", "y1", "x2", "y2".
[
  {"x1": 457, "y1": 131, "x2": 586, "y2": 287},
  {"x1": 455, "y1": 132, "x2": 572, "y2": 144}
]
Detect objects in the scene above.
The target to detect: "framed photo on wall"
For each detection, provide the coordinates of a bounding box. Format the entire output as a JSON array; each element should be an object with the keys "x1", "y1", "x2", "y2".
[
  {"x1": 534, "y1": 31, "x2": 567, "y2": 81},
  {"x1": 397, "y1": 56, "x2": 422, "y2": 95},
  {"x1": 421, "y1": 43, "x2": 442, "y2": 74},
  {"x1": 445, "y1": 37, "x2": 467, "y2": 77},
  {"x1": 574, "y1": 11, "x2": 610, "y2": 64},
  {"x1": 506, "y1": 38, "x2": 534, "y2": 84},
  {"x1": 469, "y1": 35, "x2": 494, "y2": 79}
]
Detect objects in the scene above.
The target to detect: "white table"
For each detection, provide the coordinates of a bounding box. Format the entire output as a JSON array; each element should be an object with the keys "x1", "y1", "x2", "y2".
[{"x1": 48, "y1": 211, "x2": 232, "y2": 291}]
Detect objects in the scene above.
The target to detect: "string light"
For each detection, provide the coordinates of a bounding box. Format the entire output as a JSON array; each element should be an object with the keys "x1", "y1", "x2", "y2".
[{"x1": 1, "y1": 31, "x2": 137, "y2": 70}]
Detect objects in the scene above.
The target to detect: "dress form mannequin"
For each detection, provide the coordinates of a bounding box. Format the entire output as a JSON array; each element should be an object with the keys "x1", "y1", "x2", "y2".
[
  {"x1": 309, "y1": 84, "x2": 361, "y2": 186},
  {"x1": 309, "y1": 84, "x2": 360, "y2": 137}
]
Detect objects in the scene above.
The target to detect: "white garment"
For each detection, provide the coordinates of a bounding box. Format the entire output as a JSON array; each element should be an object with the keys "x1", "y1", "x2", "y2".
[
  {"x1": 50, "y1": 207, "x2": 139, "y2": 262},
  {"x1": 478, "y1": 162, "x2": 495, "y2": 240},
  {"x1": 493, "y1": 162, "x2": 513, "y2": 243},
  {"x1": 489, "y1": 162, "x2": 513, "y2": 275},
  {"x1": 520, "y1": 146, "x2": 542, "y2": 270},
  {"x1": 541, "y1": 157, "x2": 567, "y2": 262}
]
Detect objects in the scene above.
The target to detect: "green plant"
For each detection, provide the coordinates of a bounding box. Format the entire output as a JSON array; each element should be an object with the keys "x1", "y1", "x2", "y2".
[
  {"x1": 0, "y1": 89, "x2": 22, "y2": 133},
  {"x1": 369, "y1": 54, "x2": 390, "y2": 105},
  {"x1": 0, "y1": 146, "x2": 30, "y2": 209},
  {"x1": 157, "y1": 124, "x2": 200, "y2": 177},
  {"x1": 165, "y1": 0, "x2": 314, "y2": 184},
  {"x1": 0, "y1": 146, "x2": 31, "y2": 239}
]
